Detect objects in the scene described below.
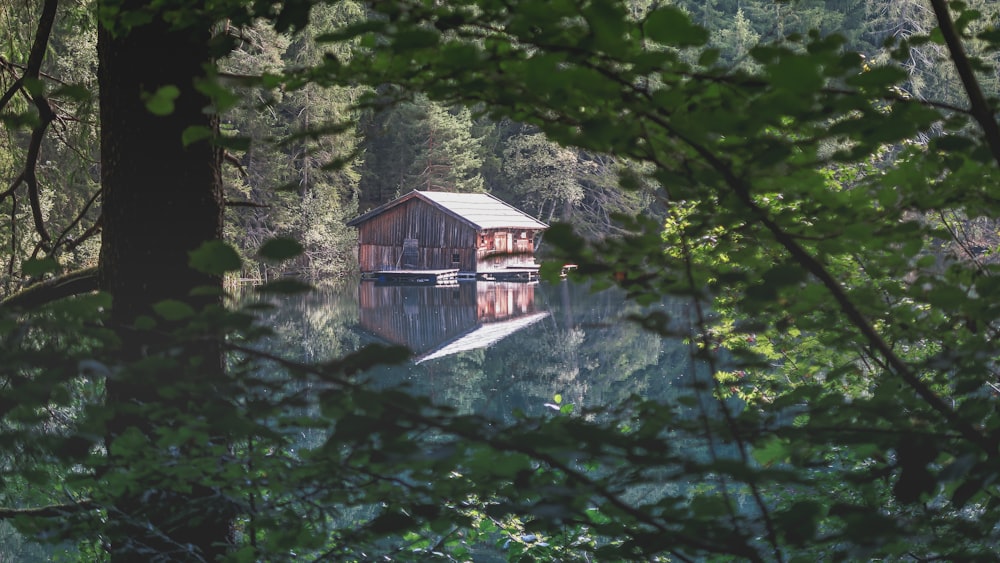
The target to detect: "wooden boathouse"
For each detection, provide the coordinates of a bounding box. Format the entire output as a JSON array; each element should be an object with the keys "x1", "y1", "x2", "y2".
[
  {"x1": 347, "y1": 190, "x2": 548, "y2": 279},
  {"x1": 357, "y1": 281, "x2": 548, "y2": 363}
]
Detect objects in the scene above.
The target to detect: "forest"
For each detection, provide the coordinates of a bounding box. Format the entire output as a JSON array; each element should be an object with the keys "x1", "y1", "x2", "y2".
[{"x1": 2, "y1": 0, "x2": 1000, "y2": 560}]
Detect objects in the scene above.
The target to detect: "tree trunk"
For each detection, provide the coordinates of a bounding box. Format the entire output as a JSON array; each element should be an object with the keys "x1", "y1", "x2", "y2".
[{"x1": 98, "y1": 2, "x2": 231, "y2": 560}]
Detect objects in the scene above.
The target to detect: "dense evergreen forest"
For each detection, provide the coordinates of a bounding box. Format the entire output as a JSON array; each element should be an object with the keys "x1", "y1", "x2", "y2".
[
  {"x1": 2, "y1": 0, "x2": 1000, "y2": 560},
  {"x1": 4, "y1": 0, "x2": 996, "y2": 287}
]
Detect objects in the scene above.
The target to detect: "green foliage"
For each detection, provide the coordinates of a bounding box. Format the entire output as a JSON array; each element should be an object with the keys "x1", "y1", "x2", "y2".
[
  {"x1": 142, "y1": 85, "x2": 180, "y2": 116},
  {"x1": 6, "y1": 0, "x2": 1000, "y2": 561},
  {"x1": 320, "y1": 0, "x2": 1000, "y2": 559},
  {"x1": 257, "y1": 236, "x2": 304, "y2": 262},
  {"x1": 188, "y1": 239, "x2": 243, "y2": 275},
  {"x1": 358, "y1": 94, "x2": 485, "y2": 205},
  {"x1": 220, "y1": 3, "x2": 364, "y2": 280}
]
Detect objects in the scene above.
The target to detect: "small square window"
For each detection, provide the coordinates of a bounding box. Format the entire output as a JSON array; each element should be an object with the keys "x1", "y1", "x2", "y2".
[{"x1": 452, "y1": 253, "x2": 461, "y2": 263}]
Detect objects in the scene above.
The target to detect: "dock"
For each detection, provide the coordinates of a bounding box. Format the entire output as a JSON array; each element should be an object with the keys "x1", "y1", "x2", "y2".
[
  {"x1": 474, "y1": 267, "x2": 540, "y2": 282},
  {"x1": 369, "y1": 268, "x2": 459, "y2": 284}
]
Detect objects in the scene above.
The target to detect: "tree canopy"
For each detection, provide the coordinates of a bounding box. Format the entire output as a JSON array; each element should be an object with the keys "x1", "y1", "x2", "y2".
[{"x1": 2, "y1": 0, "x2": 1000, "y2": 560}]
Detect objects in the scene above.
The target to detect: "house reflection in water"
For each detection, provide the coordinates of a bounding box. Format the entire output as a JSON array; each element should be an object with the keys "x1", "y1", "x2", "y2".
[{"x1": 357, "y1": 281, "x2": 549, "y2": 363}]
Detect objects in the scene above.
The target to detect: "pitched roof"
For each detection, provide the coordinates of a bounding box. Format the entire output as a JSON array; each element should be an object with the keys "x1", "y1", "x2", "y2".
[
  {"x1": 414, "y1": 312, "x2": 550, "y2": 364},
  {"x1": 347, "y1": 190, "x2": 548, "y2": 230}
]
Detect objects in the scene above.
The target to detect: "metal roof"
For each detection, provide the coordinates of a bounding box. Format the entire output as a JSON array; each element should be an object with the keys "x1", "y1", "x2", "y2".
[
  {"x1": 414, "y1": 312, "x2": 550, "y2": 364},
  {"x1": 347, "y1": 190, "x2": 548, "y2": 230}
]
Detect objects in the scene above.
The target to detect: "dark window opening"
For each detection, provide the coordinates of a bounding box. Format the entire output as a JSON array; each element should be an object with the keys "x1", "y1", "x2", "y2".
[{"x1": 452, "y1": 253, "x2": 461, "y2": 264}]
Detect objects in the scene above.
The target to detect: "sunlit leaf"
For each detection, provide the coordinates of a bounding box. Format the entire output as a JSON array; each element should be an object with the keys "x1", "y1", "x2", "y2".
[{"x1": 188, "y1": 240, "x2": 242, "y2": 275}]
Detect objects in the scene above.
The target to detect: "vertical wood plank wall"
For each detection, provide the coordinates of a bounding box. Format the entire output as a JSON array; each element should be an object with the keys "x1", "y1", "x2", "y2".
[
  {"x1": 356, "y1": 198, "x2": 540, "y2": 272},
  {"x1": 358, "y1": 282, "x2": 539, "y2": 354}
]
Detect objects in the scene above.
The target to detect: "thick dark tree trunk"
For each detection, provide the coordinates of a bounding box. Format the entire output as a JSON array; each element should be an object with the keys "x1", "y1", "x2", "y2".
[{"x1": 98, "y1": 2, "x2": 231, "y2": 560}]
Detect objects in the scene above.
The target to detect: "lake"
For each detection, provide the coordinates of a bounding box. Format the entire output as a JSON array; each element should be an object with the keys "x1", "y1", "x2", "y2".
[{"x1": 256, "y1": 278, "x2": 696, "y2": 421}]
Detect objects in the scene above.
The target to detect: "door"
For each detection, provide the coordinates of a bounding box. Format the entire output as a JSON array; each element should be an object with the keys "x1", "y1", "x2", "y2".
[{"x1": 402, "y1": 238, "x2": 418, "y2": 269}]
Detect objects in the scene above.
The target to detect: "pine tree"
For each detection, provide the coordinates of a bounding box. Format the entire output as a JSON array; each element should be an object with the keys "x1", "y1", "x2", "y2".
[{"x1": 359, "y1": 95, "x2": 484, "y2": 203}]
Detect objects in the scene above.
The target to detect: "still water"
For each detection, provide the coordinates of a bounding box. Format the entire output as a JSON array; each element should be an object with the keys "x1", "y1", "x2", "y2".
[{"x1": 258, "y1": 279, "x2": 695, "y2": 420}]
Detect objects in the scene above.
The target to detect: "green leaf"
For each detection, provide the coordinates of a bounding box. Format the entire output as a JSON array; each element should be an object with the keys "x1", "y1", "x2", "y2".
[
  {"x1": 776, "y1": 501, "x2": 823, "y2": 545},
  {"x1": 767, "y1": 55, "x2": 823, "y2": 94},
  {"x1": 762, "y1": 263, "x2": 806, "y2": 288},
  {"x1": 929, "y1": 27, "x2": 945, "y2": 45},
  {"x1": 152, "y1": 299, "x2": 196, "y2": 321},
  {"x1": 133, "y1": 315, "x2": 156, "y2": 330},
  {"x1": 50, "y1": 83, "x2": 92, "y2": 102},
  {"x1": 22, "y1": 77, "x2": 44, "y2": 97},
  {"x1": 22, "y1": 257, "x2": 60, "y2": 277},
  {"x1": 644, "y1": 7, "x2": 708, "y2": 47},
  {"x1": 258, "y1": 237, "x2": 304, "y2": 262},
  {"x1": 698, "y1": 48, "x2": 721, "y2": 67},
  {"x1": 845, "y1": 66, "x2": 908, "y2": 90},
  {"x1": 214, "y1": 135, "x2": 252, "y2": 152},
  {"x1": 194, "y1": 77, "x2": 242, "y2": 113},
  {"x1": 188, "y1": 240, "x2": 242, "y2": 275},
  {"x1": 753, "y1": 436, "x2": 790, "y2": 467},
  {"x1": 182, "y1": 126, "x2": 213, "y2": 147},
  {"x1": 143, "y1": 85, "x2": 180, "y2": 116}
]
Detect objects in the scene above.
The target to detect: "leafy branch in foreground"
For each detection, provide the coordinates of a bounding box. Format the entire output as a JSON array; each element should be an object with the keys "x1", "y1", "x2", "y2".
[
  {"x1": 5, "y1": 0, "x2": 1000, "y2": 561},
  {"x1": 316, "y1": 0, "x2": 1000, "y2": 558}
]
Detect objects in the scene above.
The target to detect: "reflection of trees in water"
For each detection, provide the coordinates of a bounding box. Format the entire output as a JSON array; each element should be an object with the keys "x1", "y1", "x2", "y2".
[
  {"x1": 253, "y1": 281, "x2": 365, "y2": 366},
  {"x1": 470, "y1": 282, "x2": 692, "y2": 421},
  {"x1": 256, "y1": 280, "x2": 693, "y2": 425}
]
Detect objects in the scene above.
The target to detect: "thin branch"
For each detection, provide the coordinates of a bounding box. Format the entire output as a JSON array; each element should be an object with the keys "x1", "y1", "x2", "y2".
[
  {"x1": 223, "y1": 151, "x2": 249, "y2": 178},
  {"x1": 670, "y1": 124, "x2": 995, "y2": 455},
  {"x1": 929, "y1": 0, "x2": 1000, "y2": 167},
  {"x1": 224, "y1": 200, "x2": 269, "y2": 208},
  {"x1": 679, "y1": 238, "x2": 783, "y2": 563},
  {"x1": 223, "y1": 342, "x2": 740, "y2": 562},
  {"x1": 24, "y1": 114, "x2": 54, "y2": 245},
  {"x1": 25, "y1": 0, "x2": 59, "y2": 80},
  {"x1": 48, "y1": 188, "x2": 102, "y2": 255},
  {"x1": 66, "y1": 218, "x2": 102, "y2": 252},
  {"x1": 0, "y1": 499, "x2": 94, "y2": 519},
  {"x1": 0, "y1": 170, "x2": 24, "y2": 201},
  {"x1": 456, "y1": 21, "x2": 974, "y2": 117},
  {"x1": 937, "y1": 210, "x2": 987, "y2": 276},
  {"x1": 5, "y1": 0, "x2": 61, "y2": 246},
  {"x1": 7, "y1": 192, "x2": 17, "y2": 283}
]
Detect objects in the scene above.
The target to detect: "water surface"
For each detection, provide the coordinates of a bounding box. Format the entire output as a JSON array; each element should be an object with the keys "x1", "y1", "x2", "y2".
[{"x1": 259, "y1": 279, "x2": 694, "y2": 421}]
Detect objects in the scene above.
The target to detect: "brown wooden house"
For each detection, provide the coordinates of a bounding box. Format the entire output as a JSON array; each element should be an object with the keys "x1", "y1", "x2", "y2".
[
  {"x1": 347, "y1": 190, "x2": 548, "y2": 274},
  {"x1": 357, "y1": 281, "x2": 548, "y2": 363}
]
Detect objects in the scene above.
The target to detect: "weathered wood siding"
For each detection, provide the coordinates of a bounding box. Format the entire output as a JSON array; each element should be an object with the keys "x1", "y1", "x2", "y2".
[
  {"x1": 476, "y1": 282, "x2": 537, "y2": 321},
  {"x1": 357, "y1": 282, "x2": 539, "y2": 354},
  {"x1": 474, "y1": 228, "x2": 540, "y2": 270},
  {"x1": 356, "y1": 198, "x2": 479, "y2": 272},
  {"x1": 358, "y1": 282, "x2": 478, "y2": 354}
]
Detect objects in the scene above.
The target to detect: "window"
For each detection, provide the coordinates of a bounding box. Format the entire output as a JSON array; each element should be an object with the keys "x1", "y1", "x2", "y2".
[{"x1": 452, "y1": 253, "x2": 461, "y2": 264}]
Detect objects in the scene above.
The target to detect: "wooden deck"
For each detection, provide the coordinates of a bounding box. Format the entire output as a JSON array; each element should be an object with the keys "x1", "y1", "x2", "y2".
[
  {"x1": 368, "y1": 268, "x2": 459, "y2": 284},
  {"x1": 474, "y1": 268, "x2": 540, "y2": 282}
]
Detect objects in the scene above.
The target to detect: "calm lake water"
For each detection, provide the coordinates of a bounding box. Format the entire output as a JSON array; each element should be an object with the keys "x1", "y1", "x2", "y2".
[{"x1": 258, "y1": 279, "x2": 695, "y2": 420}]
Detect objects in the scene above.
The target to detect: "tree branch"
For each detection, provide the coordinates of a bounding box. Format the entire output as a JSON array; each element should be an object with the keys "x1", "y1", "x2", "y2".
[
  {"x1": 3, "y1": 0, "x2": 61, "y2": 245},
  {"x1": 929, "y1": 0, "x2": 1000, "y2": 167},
  {"x1": 24, "y1": 114, "x2": 55, "y2": 245},
  {"x1": 48, "y1": 189, "x2": 102, "y2": 255},
  {"x1": 224, "y1": 200, "x2": 269, "y2": 208},
  {"x1": 0, "y1": 499, "x2": 94, "y2": 519},
  {"x1": 224, "y1": 342, "x2": 753, "y2": 562},
  {"x1": 1, "y1": 266, "x2": 99, "y2": 309},
  {"x1": 673, "y1": 127, "x2": 994, "y2": 455},
  {"x1": 223, "y1": 150, "x2": 249, "y2": 179}
]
